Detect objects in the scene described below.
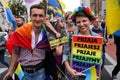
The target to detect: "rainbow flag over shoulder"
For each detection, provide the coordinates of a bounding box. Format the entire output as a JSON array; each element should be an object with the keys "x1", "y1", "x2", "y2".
[
  {"x1": 82, "y1": 66, "x2": 97, "y2": 80},
  {"x1": 2, "y1": 0, "x2": 17, "y2": 30},
  {"x1": 6, "y1": 23, "x2": 50, "y2": 55},
  {"x1": 15, "y1": 63, "x2": 24, "y2": 80}
]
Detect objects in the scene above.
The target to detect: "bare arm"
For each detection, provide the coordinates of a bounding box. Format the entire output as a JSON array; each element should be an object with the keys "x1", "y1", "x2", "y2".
[
  {"x1": 53, "y1": 45, "x2": 63, "y2": 56},
  {"x1": 3, "y1": 52, "x2": 18, "y2": 80},
  {"x1": 44, "y1": 19, "x2": 61, "y2": 38},
  {"x1": 64, "y1": 60, "x2": 73, "y2": 72},
  {"x1": 64, "y1": 60, "x2": 85, "y2": 77},
  {"x1": 8, "y1": 53, "x2": 18, "y2": 72}
]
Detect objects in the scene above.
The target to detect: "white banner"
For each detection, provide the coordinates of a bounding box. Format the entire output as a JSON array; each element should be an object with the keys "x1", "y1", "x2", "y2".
[
  {"x1": 24, "y1": 0, "x2": 42, "y2": 21},
  {"x1": 62, "y1": 0, "x2": 81, "y2": 12}
]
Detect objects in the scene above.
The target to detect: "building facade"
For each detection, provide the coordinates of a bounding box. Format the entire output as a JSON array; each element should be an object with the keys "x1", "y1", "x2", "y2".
[{"x1": 90, "y1": 0, "x2": 106, "y2": 17}]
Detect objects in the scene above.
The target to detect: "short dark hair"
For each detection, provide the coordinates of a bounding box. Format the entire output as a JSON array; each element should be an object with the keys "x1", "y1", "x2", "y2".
[
  {"x1": 30, "y1": 4, "x2": 46, "y2": 15},
  {"x1": 65, "y1": 11, "x2": 72, "y2": 21},
  {"x1": 17, "y1": 16, "x2": 25, "y2": 22},
  {"x1": 73, "y1": 11, "x2": 91, "y2": 25},
  {"x1": 75, "y1": 11, "x2": 91, "y2": 20}
]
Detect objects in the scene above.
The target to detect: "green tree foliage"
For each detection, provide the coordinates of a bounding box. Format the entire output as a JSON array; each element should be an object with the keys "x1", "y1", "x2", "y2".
[
  {"x1": 40, "y1": 0, "x2": 47, "y2": 9},
  {"x1": 0, "y1": 2, "x2": 2, "y2": 6},
  {"x1": 8, "y1": 0, "x2": 27, "y2": 16},
  {"x1": 0, "y1": 2, "x2": 4, "y2": 13}
]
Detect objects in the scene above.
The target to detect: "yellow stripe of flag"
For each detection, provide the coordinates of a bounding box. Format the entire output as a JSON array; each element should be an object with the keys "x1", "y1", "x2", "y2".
[
  {"x1": 90, "y1": 66, "x2": 97, "y2": 80},
  {"x1": 15, "y1": 63, "x2": 22, "y2": 75},
  {"x1": 106, "y1": 0, "x2": 120, "y2": 34},
  {"x1": 3, "y1": 0, "x2": 9, "y2": 8},
  {"x1": 58, "y1": 0, "x2": 66, "y2": 10},
  {"x1": 15, "y1": 63, "x2": 24, "y2": 80}
]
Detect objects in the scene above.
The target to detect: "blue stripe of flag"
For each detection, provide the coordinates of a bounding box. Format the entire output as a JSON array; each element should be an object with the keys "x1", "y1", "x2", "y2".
[
  {"x1": 48, "y1": 0, "x2": 62, "y2": 9},
  {"x1": 5, "y1": 8, "x2": 16, "y2": 30}
]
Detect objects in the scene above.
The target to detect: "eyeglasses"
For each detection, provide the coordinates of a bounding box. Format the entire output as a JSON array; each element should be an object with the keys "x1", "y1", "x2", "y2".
[{"x1": 32, "y1": 14, "x2": 44, "y2": 18}]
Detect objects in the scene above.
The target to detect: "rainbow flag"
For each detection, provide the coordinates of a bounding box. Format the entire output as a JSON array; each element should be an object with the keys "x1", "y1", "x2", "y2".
[
  {"x1": 58, "y1": 0, "x2": 66, "y2": 10},
  {"x1": 48, "y1": 0, "x2": 62, "y2": 9},
  {"x1": 2, "y1": 0, "x2": 17, "y2": 30},
  {"x1": 82, "y1": 66, "x2": 97, "y2": 80},
  {"x1": 55, "y1": 9, "x2": 64, "y2": 20},
  {"x1": 6, "y1": 23, "x2": 50, "y2": 55},
  {"x1": 15, "y1": 63, "x2": 24, "y2": 80},
  {"x1": 106, "y1": 0, "x2": 120, "y2": 34}
]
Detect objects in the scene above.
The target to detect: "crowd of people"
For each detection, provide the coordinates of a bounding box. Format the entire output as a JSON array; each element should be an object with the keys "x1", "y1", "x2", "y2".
[{"x1": 0, "y1": 3, "x2": 119, "y2": 80}]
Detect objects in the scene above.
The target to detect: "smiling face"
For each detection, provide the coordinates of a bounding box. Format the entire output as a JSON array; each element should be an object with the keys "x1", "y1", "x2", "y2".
[
  {"x1": 30, "y1": 8, "x2": 46, "y2": 30},
  {"x1": 65, "y1": 11, "x2": 73, "y2": 27},
  {"x1": 66, "y1": 15, "x2": 73, "y2": 26},
  {"x1": 76, "y1": 16, "x2": 91, "y2": 34}
]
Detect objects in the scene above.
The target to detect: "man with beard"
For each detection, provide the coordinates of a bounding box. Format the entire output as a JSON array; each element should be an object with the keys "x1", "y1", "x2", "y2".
[{"x1": 16, "y1": 16, "x2": 25, "y2": 27}]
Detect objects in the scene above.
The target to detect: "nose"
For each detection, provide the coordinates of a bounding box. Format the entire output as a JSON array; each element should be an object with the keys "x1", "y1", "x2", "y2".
[
  {"x1": 80, "y1": 22, "x2": 84, "y2": 26},
  {"x1": 36, "y1": 16, "x2": 40, "y2": 20}
]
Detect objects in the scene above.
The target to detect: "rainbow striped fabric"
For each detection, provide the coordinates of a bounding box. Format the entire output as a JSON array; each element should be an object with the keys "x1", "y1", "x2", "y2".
[
  {"x1": 55, "y1": 9, "x2": 64, "y2": 20},
  {"x1": 6, "y1": 23, "x2": 50, "y2": 55}
]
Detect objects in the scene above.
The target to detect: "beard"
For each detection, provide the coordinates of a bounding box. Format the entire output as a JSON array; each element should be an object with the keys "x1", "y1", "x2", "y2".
[{"x1": 17, "y1": 23, "x2": 23, "y2": 27}]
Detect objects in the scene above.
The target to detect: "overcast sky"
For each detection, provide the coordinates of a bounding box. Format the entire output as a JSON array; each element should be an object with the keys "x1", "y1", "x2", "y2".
[{"x1": 62, "y1": 0, "x2": 81, "y2": 12}]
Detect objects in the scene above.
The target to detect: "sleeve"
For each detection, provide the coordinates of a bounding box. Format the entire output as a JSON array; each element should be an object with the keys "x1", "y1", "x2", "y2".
[
  {"x1": 12, "y1": 46, "x2": 20, "y2": 54},
  {"x1": 62, "y1": 33, "x2": 71, "y2": 64}
]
